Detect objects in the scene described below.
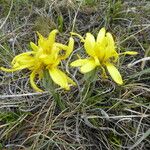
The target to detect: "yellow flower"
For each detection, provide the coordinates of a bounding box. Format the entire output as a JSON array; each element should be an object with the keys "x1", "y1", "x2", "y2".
[
  {"x1": 1, "y1": 29, "x2": 75, "y2": 92},
  {"x1": 71, "y1": 28, "x2": 138, "y2": 85}
]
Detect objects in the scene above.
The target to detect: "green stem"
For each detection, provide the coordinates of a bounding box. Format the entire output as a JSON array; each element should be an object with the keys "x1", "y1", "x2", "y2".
[
  {"x1": 50, "y1": 88, "x2": 66, "y2": 111},
  {"x1": 43, "y1": 70, "x2": 66, "y2": 111}
]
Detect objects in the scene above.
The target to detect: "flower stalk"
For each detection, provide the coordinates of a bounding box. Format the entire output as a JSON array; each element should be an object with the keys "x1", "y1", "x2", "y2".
[{"x1": 43, "y1": 70, "x2": 66, "y2": 110}]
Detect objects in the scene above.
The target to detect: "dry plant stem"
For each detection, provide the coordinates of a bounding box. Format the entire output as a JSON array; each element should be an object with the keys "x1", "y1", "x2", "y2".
[
  {"x1": 141, "y1": 46, "x2": 150, "y2": 69},
  {"x1": 0, "y1": 91, "x2": 48, "y2": 99},
  {"x1": 85, "y1": 114, "x2": 150, "y2": 119},
  {"x1": 71, "y1": 0, "x2": 82, "y2": 32},
  {"x1": 0, "y1": 0, "x2": 13, "y2": 29},
  {"x1": 120, "y1": 24, "x2": 150, "y2": 44},
  {"x1": 128, "y1": 57, "x2": 150, "y2": 67}
]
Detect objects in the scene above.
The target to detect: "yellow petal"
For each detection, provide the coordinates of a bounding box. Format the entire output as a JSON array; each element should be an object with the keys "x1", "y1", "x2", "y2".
[
  {"x1": 80, "y1": 59, "x2": 97, "y2": 73},
  {"x1": 123, "y1": 51, "x2": 138, "y2": 55},
  {"x1": 1, "y1": 66, "x2": 23, "y2": 72},
  {"x1": 37, "y1": 32, "x2": 45, "y2": 47},
  {"x1": 51, "y1": 58, "x2": 60, "y2": 67},
  {"x1": 105, "y1": 63, "x2": 123, "y2": 85},
  {"x1": 49, "y1": 68, "x2": 70, "y2": 90},
  {"x1": 96, "y1": 27, "x2": 106, "y2": 43},
  {"x1": 106, "y1": 32, "x2": 115, "y2": 48},
  {"x1": 39, "y1": 53, "x2": 59, "y2": 65},
  {"x1": 13, "y1": 56, "x2": 35, "y2": 66},
  {"x1": 11, "y1": 52, "x2": 35, "y2": 65},
  {"x1": 39, "y1": 54, "x2": 51, "y2": 65},
  {"x1": 1, "y1": 63, "x2": 34, "y2": 72},
  {"x1": 10, "y1": 52, "x2": 36, "y2": 71},
  {"x1": 48, "y1": 29, "x2": 58, "y2": 48},
  {"x1": 30, "y1": 42, "x2": 39, "y2": 51},
  {"x1": 70, "y1": 32, "x2": 85, "y2": 42},
  {"x1": 30, "y1": 71, "x2": 43, "y2": 92},
  {"x1": 95, "y1": 28, "x2": 107, "y2": 60},
  {"x1": 101, "y1": 66, "x2": 108, "y2": 78},
  {"x1": 64, "y1": 37, "x2": 74, "y2": 59},
  {"x1": 55, "y1": 43, "x2": 68, "y2": 50},
  {"x1": 55, "y1": 37, "x2": 74, "y2": 60},
  {"x1": 94, "y1": 57, "x2": 100, "y2": 66},
  {"x1": 104, "y1": 32, "x2": 118, "y2": 61},
  {"x1": 1, "y1": 67, "x2": 13, "y2": 72},
  {"x1": 70, "y1": 59, "x2": 89, "y2": 67},
  {"x1": 55, "y1": 37, "x2": 74, "y2": 59},
  {"x1": 66, "y1": 76, "x2": 76, "y2": 86},
  {"x1": 50, "y1": 45, "x2": 60, "y2": 59},
  {"x1": 95, "y1": 40, "x2": 108, "y2": 60},
  {"x1": 84, "y1": 33, "x2": 96, "y2": 57},
  {"x1": 37, "y1": 31, "x2": 44, "y2": 39}
]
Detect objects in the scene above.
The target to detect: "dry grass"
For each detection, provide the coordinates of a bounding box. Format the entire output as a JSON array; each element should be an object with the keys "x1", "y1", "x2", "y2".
[{"x1": 0, "y1": 0, "x2": 150, "y2": 150}]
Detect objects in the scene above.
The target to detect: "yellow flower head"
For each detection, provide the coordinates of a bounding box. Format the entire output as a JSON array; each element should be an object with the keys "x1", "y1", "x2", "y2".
[
  {"x1": 71, "y1": 28, "x2": 138, "y2": 85},
  {"x1": 1, "y1": 30, "x2": 75, "y2": 91}
]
